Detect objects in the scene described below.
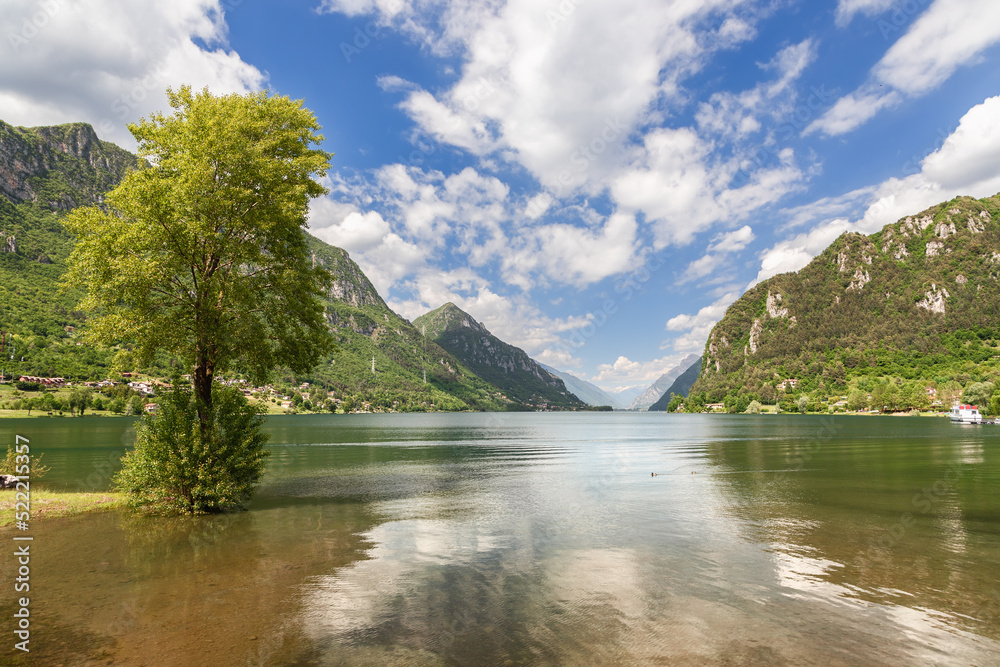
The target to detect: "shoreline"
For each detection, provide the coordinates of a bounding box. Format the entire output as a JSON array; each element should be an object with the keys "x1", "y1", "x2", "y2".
[{"x1": 0, "y1": 489, "x2": 124, "y2": 527}]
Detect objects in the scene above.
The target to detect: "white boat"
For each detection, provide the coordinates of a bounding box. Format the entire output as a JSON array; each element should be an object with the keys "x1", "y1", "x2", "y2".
[{"x1": 950, "y1": 403, "x2": 983, "y2": 424}]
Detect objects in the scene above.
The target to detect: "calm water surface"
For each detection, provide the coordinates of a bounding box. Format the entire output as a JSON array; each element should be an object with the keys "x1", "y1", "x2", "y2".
[{"x1": 1, "y1": 413, "x2": 999, "y2": 665}]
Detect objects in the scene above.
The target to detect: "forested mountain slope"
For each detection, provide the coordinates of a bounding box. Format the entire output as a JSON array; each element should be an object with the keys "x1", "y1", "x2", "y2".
[
  {"x1": 414, "y1": 303, "x2": 586, "y2": 408},
  {"x1": 688, "y1": 193, "x2": 1000, "y2": 411}
]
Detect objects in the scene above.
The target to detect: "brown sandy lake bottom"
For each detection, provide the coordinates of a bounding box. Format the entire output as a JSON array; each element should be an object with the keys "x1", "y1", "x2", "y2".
[{"x1": 2, "y1": 413, "x2": 999, "y2": 665}]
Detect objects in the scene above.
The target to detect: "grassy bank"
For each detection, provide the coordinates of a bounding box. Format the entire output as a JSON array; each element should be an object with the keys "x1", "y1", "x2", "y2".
[{"x1": 0, "y1": 489, "x2": 124, "y2": 526}]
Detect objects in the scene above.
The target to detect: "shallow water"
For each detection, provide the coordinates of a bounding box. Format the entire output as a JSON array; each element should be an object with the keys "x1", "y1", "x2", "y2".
[{"x1": 2, "y1": 413, "x2": 999, "y2": 665}]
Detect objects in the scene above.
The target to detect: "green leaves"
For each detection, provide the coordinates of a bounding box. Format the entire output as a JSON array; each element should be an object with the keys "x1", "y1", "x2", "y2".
[
  {"x1": 62, "y1": 86, "x2": 335, "y2": 397},
  {"x1": 113, "y1": 383, "x2": 269, "y2": 515}
]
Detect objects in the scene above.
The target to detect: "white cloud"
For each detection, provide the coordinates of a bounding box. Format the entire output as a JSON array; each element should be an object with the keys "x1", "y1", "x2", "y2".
[
  {"x1": 663, "y1": 291, "x2": 741, "y2": 353},
  {"x1": 778, "y1": 187, "x2": 875, "y2": 229},
  {"x1": 834, "y1": 0, "x2": 895, "y2": 26},
  {"x1": 311, "y1": 209, "x2": 391, "y2": 252},
  {"x1": 332, "y1": 0, "x2": 756, "y2": 197},
  {"x1": 921, "y1": 94, "x2": 1000, "y2": 190},
  {"x1": 509, "y1": 213, "x2": 640, "y2": 288},
  {"x1": 813, "y1": 0, "x2": 1000, "y2": 136},
  {"x1": 592, "y1": 354, "x2": 689, "y2": 384},
  {"x1": 757, "y1": 94, "x2": 1000, "y2": 285},
  {"x1": 677, "y1": 225, "x2": 756, "y2": 284},
  {"x1": 708, "y1": 225, "x2": 755, "y2": 253},
  {"x1": 874, "y1": 0, "x2": 1000, "y2": 95},
  {"x1": 0, "y1": 0, "x2": 265, "y2": 148},
  {"x1": 804, "y1": 87, "x2": 901, "y2": 136}
]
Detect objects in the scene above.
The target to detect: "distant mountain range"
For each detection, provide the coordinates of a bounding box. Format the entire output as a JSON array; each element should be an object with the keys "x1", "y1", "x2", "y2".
[
  {"x1": 414, "y1": 303, "x2": 586, "y2": 409},
  {"x1": 627, "y1": 353, "x2": 700, "y2": 410},
  {"x1": 647, "y1": 356, "x2": 702, "y2": 411},
  {"x1": 539, "y1": 364, "x2": 623, "y2": 408},
  {"x1": 689, "y1": 193, "x2": 1000, "y2": 407}
]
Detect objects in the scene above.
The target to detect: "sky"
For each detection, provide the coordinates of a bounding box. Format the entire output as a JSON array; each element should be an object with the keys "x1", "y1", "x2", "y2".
[{"x1": 3, "y1": 0, "x2": 1000, "y2": 396}]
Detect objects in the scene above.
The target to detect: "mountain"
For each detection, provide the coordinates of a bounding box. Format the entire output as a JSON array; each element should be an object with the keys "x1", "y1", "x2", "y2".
[
  {"x1": 413, "y1": 303, "x2": 586, "y2": 409},
  {"x1": 0, "y1": 120, "x2": 141, "y2": 378},
  {"x1": 302, "y1": 243, "x2": 512, "y2": 411},
  {"x1": 539, "y1": 364, "x2": 621, "y2": 408},
  {"x1": 627, "y1": 353, "x2": 701, "y2": 410},
  {"x1": 0, "y1": 118, "x2": 514, "y2": 411},
  {"x1": 689, "y1": 193, "x2": 1000, "y2": 408},
  {"x1": 647, "y1": 356, "x2": 702, "y2": 411}
]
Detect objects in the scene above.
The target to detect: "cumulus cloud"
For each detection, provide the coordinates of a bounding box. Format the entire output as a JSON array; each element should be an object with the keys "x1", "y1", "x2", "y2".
[
  {"x1": 0, "y1": 0, "x2": 265, "y2": 148},
  {"x1": 677, "y1": 225, "x2": 756, "y2": 284},
  {"x1": 663, "y1": 291, "x2": 741, "y2": 353},
  {"x1": 812, "y1": 0, "x2": 1000, "y2": 136},
  {"x1": 327, "y1": 0, "x2": 760, "y2": 198},
  {"x1": 708, "y1": 225, "x2": 756, "y2": 253},
  {"x1": 310, "y1": 209, "x2": 391, "y2": 252},
  {"x1": 591, "y1": 354, "x2": 689, "y2": 384},
  {"x1": 505, "y1": 213, "x2": 640, "y2": 289}
]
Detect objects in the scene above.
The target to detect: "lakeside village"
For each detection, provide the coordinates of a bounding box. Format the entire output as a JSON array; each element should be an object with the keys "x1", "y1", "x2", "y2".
[
  {"x1": 0, "y1": 370, "x2": 994, "y2": 419},
  {"x1": 0, "y1": 372, "x2": 385, "y2": 417}
]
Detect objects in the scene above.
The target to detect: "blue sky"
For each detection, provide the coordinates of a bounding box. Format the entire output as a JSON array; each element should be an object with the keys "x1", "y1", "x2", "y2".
[{"x1": 3, "y1": 0, "x2": 1000, "y2": 395}]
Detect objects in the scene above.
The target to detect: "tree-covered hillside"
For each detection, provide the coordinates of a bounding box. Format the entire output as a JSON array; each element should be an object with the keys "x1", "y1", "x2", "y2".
[
  {"x1": 686, "y1": 193, "x2": 1000, "y2": 414},
  {"x1": 296, "y1": 242, "x2": 516, "y2": 411},
  {"x1": 414, "y1": 303, "x2": 587, "y2": 409}
]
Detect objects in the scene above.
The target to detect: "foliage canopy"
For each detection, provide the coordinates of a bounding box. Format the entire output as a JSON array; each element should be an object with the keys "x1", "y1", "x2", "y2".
[{"x1": 62, "y1": 86, "x2": 335, "y2": 417}]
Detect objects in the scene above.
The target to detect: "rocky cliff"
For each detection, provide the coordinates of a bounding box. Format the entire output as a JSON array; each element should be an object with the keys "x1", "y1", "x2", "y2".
[{"x1": 0, "y1": 120, "x2": 139, "y2": 210}]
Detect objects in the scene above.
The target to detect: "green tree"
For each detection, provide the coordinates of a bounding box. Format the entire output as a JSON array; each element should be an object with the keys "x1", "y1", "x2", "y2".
[
  {"x1": 113, "y1": 384, "x2": 268, "y2": 514},
  {"x1": 988, "y1": 393, "x2": 1000, "y2": 417},
  {"x1": 796, "y1": 396, "x2": 810, "y2": 414},
  {"x1": 0, "y1": 446, "x2": 49, "y2": 479},
  {"x1": 126, "y1": 395, "x2": 145, "y2": 416},
  {"x1": 62, "y1": 86, "x2": 335, "y2": 433},
  {"x1": 846, "y1": 388, "x2": 867, "y2": 412},
  {"x1": 963, "y1": 382, "x2": 995, "y2": 411},
  {"x1": 745, "y1": 400, "x2": 763, "y2": 414},
  {"x1": 68, "y1": 387, "x2": 93, "y2": 417},
  {"x1": 939, "y1": 380, "x2": 962, "y2": 406}
]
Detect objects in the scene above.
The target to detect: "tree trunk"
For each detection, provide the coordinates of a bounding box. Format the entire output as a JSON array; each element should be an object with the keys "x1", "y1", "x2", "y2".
[{"x1": 193, "y1": 353, "x2": 215, "y2": 438}]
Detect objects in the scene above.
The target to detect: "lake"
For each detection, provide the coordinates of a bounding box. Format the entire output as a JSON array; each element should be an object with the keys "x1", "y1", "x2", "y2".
[{"x1": 2, "y1": 412, "x2": 999, "y2": 665}]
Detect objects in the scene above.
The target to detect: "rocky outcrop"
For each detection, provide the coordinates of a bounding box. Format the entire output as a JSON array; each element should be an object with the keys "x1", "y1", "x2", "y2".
[
  {"x1": 916, "y1": 284, "x2": 950, "y2": 315},
  {"x1": 0, "y1": 119, "x2": 139, "y2": 209},
  {"x1": 317, "y1": 246, "x2": 388, "y2": 310}
]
